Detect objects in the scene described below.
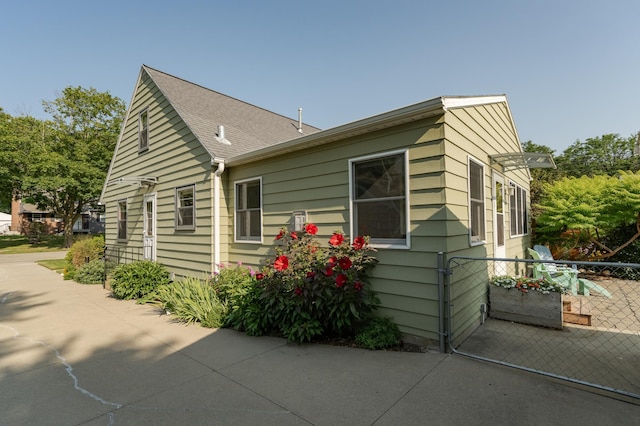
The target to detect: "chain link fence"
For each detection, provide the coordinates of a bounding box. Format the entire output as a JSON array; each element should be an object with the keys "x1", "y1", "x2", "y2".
[{"x1": 446, "y1": 256, "x2": 640, "y2": 400}]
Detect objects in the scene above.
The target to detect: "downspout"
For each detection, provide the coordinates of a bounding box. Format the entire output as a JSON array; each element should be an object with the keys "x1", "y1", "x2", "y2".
[
  {"x1": 437, "y1": 251, "x2": 446, "y2": 353},
  {"x1": 211, "y1": 158, "x2": 225, "y2": 273}
]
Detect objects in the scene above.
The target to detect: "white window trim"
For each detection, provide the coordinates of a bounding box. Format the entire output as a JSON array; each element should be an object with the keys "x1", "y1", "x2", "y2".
[
  {"x1": 349, "y1": 149, "x2": 410, "y2": 249},
  {"x1": 175, "y1": 184, "x2": 196, "y2": 231},
  {"x1": 117, "y1": 199, "x2": 127, "y2": 241},
  {"x1": 138, "y1": 107, "x2": 149, "y2": 153},
  {"x1": 234, "y1": 177, "x2": 263, "y2": 244},
  {"x1": 508, "y1": 181, "x2": 529, "y2": 238},
  {"x1": 468, "y1": 155, "x2": 486, "y2": 246}
]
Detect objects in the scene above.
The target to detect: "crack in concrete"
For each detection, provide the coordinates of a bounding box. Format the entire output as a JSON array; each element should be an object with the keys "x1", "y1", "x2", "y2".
[{"x1": 0, "y1": 323, "x2": 122, "y2": 415}]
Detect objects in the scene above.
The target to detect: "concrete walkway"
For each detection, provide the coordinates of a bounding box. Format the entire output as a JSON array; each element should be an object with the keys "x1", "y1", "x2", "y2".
[{"x1": 1, "y1": 253, "x2": 638, "y2": 425}]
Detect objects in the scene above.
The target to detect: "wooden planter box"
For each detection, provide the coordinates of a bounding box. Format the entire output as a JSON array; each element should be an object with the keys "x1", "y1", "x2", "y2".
[{"x1": 489, "y1": 286, "x2": 563, "y2": 329}]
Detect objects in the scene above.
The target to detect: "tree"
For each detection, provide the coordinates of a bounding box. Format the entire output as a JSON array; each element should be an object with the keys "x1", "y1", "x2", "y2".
[
  {"x1": 554, "y1": 133, "x2": 640, "y2": 178},
  {"x1": 522, "y1": 141, "x2": 559, "y2": 218},
  {"x1": 21, "y1": 87, "x2": 125, "y2": 247},
  {"x1": 535, "y1": 172, "x2": 640, "y2": 259},
  {"x1": 0, "y1": 109, "x2": 42, "y2": 212}
]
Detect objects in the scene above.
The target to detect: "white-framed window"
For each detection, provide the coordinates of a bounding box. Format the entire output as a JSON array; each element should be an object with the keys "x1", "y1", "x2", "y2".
[
  {"x1": 349, "y1": 149, "x2": 409, "y2": 248},
  {"x1": 509, "y1": 182, "x2": 528, "y2": 237},
  {"x1": 468, "y1": 157, "x2": 486, "y2": 245},
  {"x1": 138, "y1": 108, "x2": 149, "y2": 152},
  {"x1": 31, "y1": 213, "x2": 44, "y2": 223},
  {"x1": 117, "y1": 200, "x2": 127, "y2": 240},
  {"x1": 235, "y1": 178, "x2": 262, "y2": 242},
  {"x1": 175, "y1": 185, "x2": 195, "y2": 230}
]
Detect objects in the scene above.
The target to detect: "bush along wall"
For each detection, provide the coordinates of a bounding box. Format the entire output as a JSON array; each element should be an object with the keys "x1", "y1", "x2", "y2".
[{"x1": 226, "y1": 223, "x2": 380, "y2": 343}]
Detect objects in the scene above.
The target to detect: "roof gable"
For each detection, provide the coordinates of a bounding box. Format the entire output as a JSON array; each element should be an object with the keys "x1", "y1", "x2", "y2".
[{"x1": 142, "y1": 66, "x2": 321, "y2": 159}]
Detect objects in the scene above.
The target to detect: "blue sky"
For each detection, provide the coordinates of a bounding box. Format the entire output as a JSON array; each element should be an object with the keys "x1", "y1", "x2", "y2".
[{"x1": 2, "y1": 0, "x2": 639, "y2": 153}]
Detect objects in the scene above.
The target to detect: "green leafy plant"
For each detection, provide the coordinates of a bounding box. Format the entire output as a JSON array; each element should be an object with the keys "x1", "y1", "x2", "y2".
[
  {"x1": 74, "y1": 259, "x2": 105, "y2": 285},
  {"x1": 157, "y1": 277, "x2": 226, "y2": 328},
  {"x1": 355, "y1": 316, "x2": 402, "y2": 350},
  {"x1": 227, "y1": 223, "x2": 379, "y2": 343},
  {"x1": 64, "y1": 235, "x2": 104, "y2": 281},
  {"x1": 490, "y1": 275, "x2": 566, "y2": 294},
  {"x1": 209, "y1": 262, "x2": 255, "y2": 308},
  {"x1": 110, "y1": 260, "x2": 170, "y2": 300}
]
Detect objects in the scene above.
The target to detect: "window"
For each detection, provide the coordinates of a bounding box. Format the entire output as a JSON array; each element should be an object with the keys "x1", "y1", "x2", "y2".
[
  {"x1": 468, "y1": 157, "x2": 485, "y2": 244},
  {"x1": 117, "y1": 200, "x2": 127, "y2": 240},
  {"x1": 509, "y1": 182, "x2": 528, "y2": 236},
  {"x1": 175, "y1": 185, "x2": 195, "y2": 230},
  {"x1": 31, "y1": 213, "x2": 43, "y2": 223},
  {"x1": 235, "y1": 178, "x2": 262, "y2": 241},
  {"x1": 138, "y1": 108, "x2": 149, "y2": 152},
  {"x1": 350, "y1": 151, "x2": 408, "y2": 247}
]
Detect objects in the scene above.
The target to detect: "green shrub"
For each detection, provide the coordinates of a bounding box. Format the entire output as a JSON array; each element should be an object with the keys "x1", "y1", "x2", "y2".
[
  {"x1": 157, "y1": 277, "x2": 226, "y2": 328},
  {"x1": 65, "y1": 235, "x2": 104, "y2": 270},
  {"x1": 63, "y1": 264, "x2": 77, "y2": 280},
  {"x1": 74, "y1": 259, "x2": 105, "y2": 285},
  {"x1": 209, "y1": 262, "x2": 255, "y2": 310},
  {"x1": 226, "y1": 224, "x2": 379, "y2": 343},
  {"x1": 355, "y1": 316, "x2": 401, "y2": 350},
  {"x1": 110, "y1": 261, "x2": 170, "y2": 300}
]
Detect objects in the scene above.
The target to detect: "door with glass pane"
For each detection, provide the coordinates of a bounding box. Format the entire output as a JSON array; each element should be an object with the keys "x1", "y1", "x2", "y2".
[
  {"x1": 143, "y1": 193, "x2": 156, "y2": 260},
  {"x1": 492, "y1": 173, "x2": 506, "y2": 275}
]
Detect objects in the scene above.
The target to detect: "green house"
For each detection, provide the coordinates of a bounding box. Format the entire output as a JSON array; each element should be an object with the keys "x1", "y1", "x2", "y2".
[{"x1": 101, "y1": 65, "x2": 552, "y2": 347}]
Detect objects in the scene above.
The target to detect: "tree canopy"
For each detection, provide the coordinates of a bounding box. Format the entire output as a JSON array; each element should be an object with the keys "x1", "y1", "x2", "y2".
[
  {"x1": 535, "y1": 172, "x2": 640, "y2": 259},
  {"x1": 3, "y1": 87, "x2": 125, "y2": 247}
]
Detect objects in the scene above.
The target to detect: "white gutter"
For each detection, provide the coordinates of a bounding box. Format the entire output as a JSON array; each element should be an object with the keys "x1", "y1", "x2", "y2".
[{"x1": 212, "y1": 158, "x2": 225, "y2": 273}]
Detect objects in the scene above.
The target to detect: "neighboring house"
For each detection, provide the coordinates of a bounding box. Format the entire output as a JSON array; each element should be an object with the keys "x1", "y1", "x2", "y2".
[
  {"x1": 10, "y1": 199, "x2": 105, "y2": 235},
  {"x1": 101, "y1": 65, "x2": 554, "y2": 346},
  {"x1": 0, "y1": 212, "x2": 11, "y2": 234}
]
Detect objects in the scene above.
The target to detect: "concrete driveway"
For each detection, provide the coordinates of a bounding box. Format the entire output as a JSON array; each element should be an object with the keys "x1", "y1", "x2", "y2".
[{"x1": 1, "y1": 252, "x2": 638, "y2": 425}]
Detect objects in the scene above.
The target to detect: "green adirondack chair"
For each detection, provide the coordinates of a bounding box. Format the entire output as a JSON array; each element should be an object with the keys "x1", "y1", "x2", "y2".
[{"x1": 528, "y1": 246, "x2": 612, "y2": 298}]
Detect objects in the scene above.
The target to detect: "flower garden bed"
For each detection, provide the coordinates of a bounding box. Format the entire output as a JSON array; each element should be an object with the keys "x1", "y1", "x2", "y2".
[{"x1": 489, "y1": 276, "x2": 565, "y2": 329}]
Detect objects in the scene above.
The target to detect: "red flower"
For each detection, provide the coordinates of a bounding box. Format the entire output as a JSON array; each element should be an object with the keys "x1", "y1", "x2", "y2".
[
  {"x1": 256, "y1": 273, "x2": 264, "y2": 280},
  {"x1": 338, "y1": 257, "x2": 352, "y2": 270},
  {"x1": 274, "y1": 255, "x2": 289, "y2": 271},
  {"x1": 294, "y1": 287, "x2": 302, "y2": 296},
  {"x1": 291, "y1": 231, "x2": 298, "y2": 240},
  {"x1": 329, "y1": 232, "x2": 345, "y2": 246},
  {"x1": 306, "y1": 271, "x2": 316, "y2": 279},
  {"x1": 335, "y1": 273, "x2": 347, "y2": 288},
  {"x1": 323, "y1": 266, "x2": 334, "y2": 277},
  {"x1": 354, "y1": 281, "x2": 363, "y2": 291},
  {"x1": 275, "y1": 229, "x2": 285, "y2": 240},
  {"x1": 352, "y1": 236, "x2": 365, "y2": 250},
  {"x1": 305, "y1": 223, "x2": 318, "y2": 235},
  {"x1": 328, "y1": 256, "x2": 337, "y2": 266}
]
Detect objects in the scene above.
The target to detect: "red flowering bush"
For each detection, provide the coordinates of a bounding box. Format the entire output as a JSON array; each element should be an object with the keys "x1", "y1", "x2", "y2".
[{"x1": 227, "y1": 224, "x2": 379, "y2": 343}]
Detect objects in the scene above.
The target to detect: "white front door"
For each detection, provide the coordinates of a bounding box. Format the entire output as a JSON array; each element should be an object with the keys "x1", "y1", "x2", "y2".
[
  {"x1": 143, "y1": 193, "x2": 156, "y2": 261},
  {"x1": 492, "y1": 173, "x2": 506, "y2": 274}
]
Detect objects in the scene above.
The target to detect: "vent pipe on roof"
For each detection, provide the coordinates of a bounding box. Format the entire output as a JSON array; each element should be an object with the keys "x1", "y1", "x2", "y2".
[
  {"x1": 297, "y1": 108, "x2": 303, "y2": 133},
  {"x1": 216, "y1": 125, "x2": 231, "y2": 145}
]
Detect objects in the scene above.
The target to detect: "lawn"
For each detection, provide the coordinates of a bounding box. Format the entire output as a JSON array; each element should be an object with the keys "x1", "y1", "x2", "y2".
[
  {"x1": 37, "y1": 258, "x2": 66, "y2": 274},
  {"x1": 0, "y1": 235, "x2": 67, "y2": 254}
]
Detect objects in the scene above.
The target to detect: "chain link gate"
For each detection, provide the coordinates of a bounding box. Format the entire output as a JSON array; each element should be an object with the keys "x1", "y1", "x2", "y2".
[{"x1": 444, "y1": 256, "x2": 640, "y2": 400}]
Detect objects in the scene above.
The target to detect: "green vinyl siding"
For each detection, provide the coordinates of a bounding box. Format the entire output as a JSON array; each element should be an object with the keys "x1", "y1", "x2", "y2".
[
  {"x1": 228, "y1": 117, "x2": 446, "y2": 341},
  {"x1": 442, "y1": 102, "x2": 531, "y2": 342},
  {"x1": 102, "y1": 69, "x2": 218, "y2": 277}
]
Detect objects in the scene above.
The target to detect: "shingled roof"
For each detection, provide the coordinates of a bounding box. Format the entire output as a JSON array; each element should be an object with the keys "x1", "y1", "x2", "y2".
[{"x1": 143, "y1": 65, "x2": 321, "y2": 159}]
